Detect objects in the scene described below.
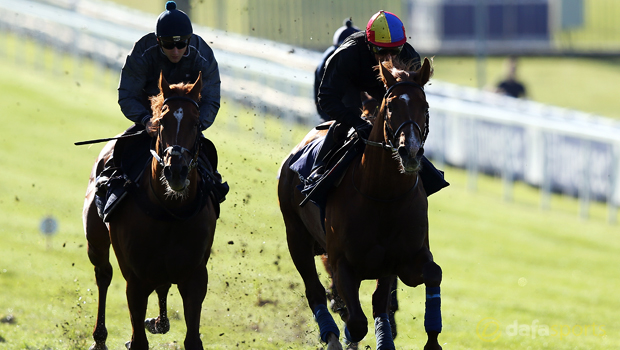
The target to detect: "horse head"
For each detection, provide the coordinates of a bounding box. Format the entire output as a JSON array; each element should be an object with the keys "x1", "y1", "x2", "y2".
[
  {"x1": 150, "y1": 72, "x2": 202, "y2": 195},
  {"x1": 376, "y1": 57, "x2": 432, "y2": 174}
]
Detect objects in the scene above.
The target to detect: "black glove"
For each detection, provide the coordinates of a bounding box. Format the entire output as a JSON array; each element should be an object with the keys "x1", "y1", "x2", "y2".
[{"x1": 353, "y1": 119, "x2": 373, "y2": 139}]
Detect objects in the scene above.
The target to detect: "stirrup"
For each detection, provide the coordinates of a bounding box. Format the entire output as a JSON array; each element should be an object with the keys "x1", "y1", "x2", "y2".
[{"x1": 95, "y1": 176, "x2": 110, "y2": 197}]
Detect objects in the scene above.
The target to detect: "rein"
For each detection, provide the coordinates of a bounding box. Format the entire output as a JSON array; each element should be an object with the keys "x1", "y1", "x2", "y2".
[
  {"x1": 145, "y1": 94, "x2": 204, "y2": 220},
  {"x1": 354, "y1": 81, "x2": 426, "y2": 201},
  {"x1": 150, "y1": 95, "x2": 201, "y2": 172},
  {"x1": 363, "y1": 81, "x2": 429, "y2": 153}
]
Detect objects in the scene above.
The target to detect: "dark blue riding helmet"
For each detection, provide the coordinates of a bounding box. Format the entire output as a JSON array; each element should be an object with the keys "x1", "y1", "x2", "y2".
[
  {"x1": 156, "y1": 1, "x2": 193, "y2": 41},
  {"x1": 332, "y1": 18, "x2": 359, "y2": 46}
]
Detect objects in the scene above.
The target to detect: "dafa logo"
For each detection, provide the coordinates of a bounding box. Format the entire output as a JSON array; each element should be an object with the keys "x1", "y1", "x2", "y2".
[{"x1": 477, "y1": 319, "x2": 606, "y2": 342}]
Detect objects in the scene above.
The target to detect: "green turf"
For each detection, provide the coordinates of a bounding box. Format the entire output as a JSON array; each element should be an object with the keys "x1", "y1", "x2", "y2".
[{"x1": 1, "y1": 37, "x2": 619, "y2": 350}]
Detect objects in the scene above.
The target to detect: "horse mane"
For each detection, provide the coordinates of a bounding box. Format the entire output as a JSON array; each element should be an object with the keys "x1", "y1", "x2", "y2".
[
  {"x1": 370, "y1": 57, "x2": 434, "y2": 125},
  {"x1": 375, "y1": 56, "x2": 434, "y2": 84},
  {"x1": 148, "y1": 82, "x2": 200, "y2": 133}
]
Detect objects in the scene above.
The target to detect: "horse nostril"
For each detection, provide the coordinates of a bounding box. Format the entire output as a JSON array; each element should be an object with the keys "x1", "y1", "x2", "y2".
[
  {"x1": 398, "y1": 146, "x2": 409, "y2": 159},
  {"x1": 163, "y1": 166, "x2": 172, "y2": 179},
  {"x1": 416, "y1": 147, "x2": 425, "y2": 157}
]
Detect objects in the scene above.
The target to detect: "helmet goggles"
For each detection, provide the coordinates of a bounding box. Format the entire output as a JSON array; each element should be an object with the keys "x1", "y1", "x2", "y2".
[
  {"x1": 159, "y1": 34, "x2": 191, "y2": 50},
  {"x1": 370, "y1": 44, "x2": 403, "y2": 56}
]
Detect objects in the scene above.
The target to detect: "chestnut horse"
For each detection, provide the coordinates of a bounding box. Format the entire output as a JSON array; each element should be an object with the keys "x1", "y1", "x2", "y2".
[
  {"x1": 278, "y1": 57, "x2": 442, "y2": 350},
  {"x1": 82, "y1": 73, "x2": 217, "y2": 350}
]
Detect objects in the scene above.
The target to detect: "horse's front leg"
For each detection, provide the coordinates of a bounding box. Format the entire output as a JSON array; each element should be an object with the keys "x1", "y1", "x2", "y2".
[
  {"x1": 177, "y1": 265, "x2": 208, "y2": 350},
  {"x1": 333, "y1": 260, "x2": 366, "y2": 345},
  {"x1": 125, "y1": 278, "x2": 151, "y2": 350},
  {"x1": 371, "y1": 276, "x2": 396, "y2": 350},
  {"x1": 145, "y1": 284, "x2": 171, "y2": 334},
  {"x1": 423, "y1": 260, "x2": 442, "y2": 350}
]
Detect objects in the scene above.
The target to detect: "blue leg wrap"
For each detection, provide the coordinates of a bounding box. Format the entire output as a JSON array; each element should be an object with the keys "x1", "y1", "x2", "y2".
[
  {"x1": 313, "y1": 304, "x2": 340, "y2": 343},
  {"x1": 344, "y1": 326, "x2": 365, "y2": 344},
  {"x1": 374, "y1": 313, "x2": 395, "y2": 350},
  {"x1": 424, "y1": 286, "x2": 442, "y2": 333}
]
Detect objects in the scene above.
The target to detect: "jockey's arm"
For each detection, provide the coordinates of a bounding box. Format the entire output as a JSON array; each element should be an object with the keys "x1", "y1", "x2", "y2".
[
  {"x1": 118, "y1": 43, "x2": 152, "y2": 126},
  {"x1": 317, "y1": 50, "x2": 367, "y2": 130},
  {"x1": 194, "y1": 37, "x2": 221, "y2": 131}
]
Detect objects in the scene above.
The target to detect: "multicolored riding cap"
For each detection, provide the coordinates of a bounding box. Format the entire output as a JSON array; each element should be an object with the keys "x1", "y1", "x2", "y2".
[{"x1": 365, "y1": 10, "x2": 406, "y2": 48}]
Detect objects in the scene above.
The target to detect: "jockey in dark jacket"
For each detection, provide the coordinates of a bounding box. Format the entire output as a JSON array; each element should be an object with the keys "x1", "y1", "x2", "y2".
[
  {"x1": 96, "y1": 1, "x2": 225, "y2": 200},
  {"x1": 318, "y1": 12, "x2": 420, "y2": 135},
  {"x1": 314, "y1": 18, "x2": 359, "y2": 122},
  {"x1": 315, "y1": 10, "x2": 448, "y2": 196},
  {"x1": 118, "y1": 1, "x2": 220, "y2": 132}
]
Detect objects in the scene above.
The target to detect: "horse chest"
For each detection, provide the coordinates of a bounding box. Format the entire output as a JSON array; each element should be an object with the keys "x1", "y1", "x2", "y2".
[
  {"x1": 326, "y1": 206, "x2": 428, "y2": 277},
  {"x1": 111, "y1": 223, "x2": 212, "y2": 282}
]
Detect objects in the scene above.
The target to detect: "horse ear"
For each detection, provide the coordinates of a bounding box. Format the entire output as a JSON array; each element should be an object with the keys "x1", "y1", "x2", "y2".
[
  {"x1": 379, "y1": 61, "x2": 397, "y2": 88},
  {"x1": 189, "y1": 71, "x2": 202, "y2": 100},
  {"x1": 159, "y1": 71, "x2": 171, "y2": 96},
  {"x1": 418, "y1": 57, "x2": 434, "y2": 86}
]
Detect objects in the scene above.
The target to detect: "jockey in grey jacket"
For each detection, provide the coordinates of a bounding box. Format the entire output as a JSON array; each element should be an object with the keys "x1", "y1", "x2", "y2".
[{"x1": 118, "y1": 32, "x2": 221, "y2": 131}]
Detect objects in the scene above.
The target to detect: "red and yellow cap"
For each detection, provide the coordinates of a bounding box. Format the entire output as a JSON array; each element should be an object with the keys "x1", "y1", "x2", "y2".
[{"x1": 366, "y1": 10, "x2": 406, "y2": 48}]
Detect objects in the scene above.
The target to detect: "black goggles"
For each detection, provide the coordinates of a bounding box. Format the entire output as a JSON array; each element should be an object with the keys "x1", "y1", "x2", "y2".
[
  {"x1": 160, "y1": 40, "x2": 189, "y2": 50},
  {"x1": 370, "y1": 44, "x2": 403, "y2": 56}
]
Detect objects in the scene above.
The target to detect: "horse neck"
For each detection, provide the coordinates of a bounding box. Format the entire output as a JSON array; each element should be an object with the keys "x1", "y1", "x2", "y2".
[{"x1": 356, "y1": 113, "x2": 418, "y2": 198}]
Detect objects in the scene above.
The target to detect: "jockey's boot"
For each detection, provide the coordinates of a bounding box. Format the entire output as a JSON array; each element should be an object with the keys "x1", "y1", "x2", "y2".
[
  {"x1": 309, "y1": 123, "x2": 341, "y2": 181},
  {"x1": 95, "y1": 168, "x2": 116, "y2": 198},
  {"x1": 212, "y1": 170, "x2": 229, "y2": 203},
  {"x1": 95, "y1": 159, "x2": 118, "y2": 198}
]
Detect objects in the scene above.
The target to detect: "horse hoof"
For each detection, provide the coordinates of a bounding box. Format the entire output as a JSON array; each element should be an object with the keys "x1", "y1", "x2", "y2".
[
  {"x1": 345, "y1": 341, "x2": 359, "y2": 350},
  {"x1": 326, "y1": 332, "x2": 343, "y2": 350},
  {"x1": 145, "y1": 317, "x2": 170, "y2": 334},
  {"x1": 89, "y1": 342, "x2": 108, "y2": 350},
  {"x1": 125, "y1": 341, "x2": 131, "y2": 349}
]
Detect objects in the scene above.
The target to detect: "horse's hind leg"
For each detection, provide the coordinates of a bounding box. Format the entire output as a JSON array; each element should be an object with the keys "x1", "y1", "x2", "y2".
[
  {"x1": 388, "y1": 279, "x2": 399, "y2": 339},
  {"x1": 177, "y1": 265, "x2": 208, "y2": 350},
  {"x1": 125, "y1": 277, "x2": 152, "y2": 350},
  {"x1": 145, "y1": 284, "x2": 171, "y2": 334},
  {"x1": 371, "y1": 276, "x2": 396, "y2": 350},
  {"x1": 321, "y1": 254, "x2": 347, "y2": 321},
  {"x1": 422, "y1": 260, "x2": 443, "y2": 350},
  {"x1": 84, "y1": 192, "x2": 113, "y2": 350},
  {"x1": 333, "y1": 260, "x2": 366, "y2": 344},
  {"x1": 284, "y1": 221, "x2": 341, "y2": 348}
]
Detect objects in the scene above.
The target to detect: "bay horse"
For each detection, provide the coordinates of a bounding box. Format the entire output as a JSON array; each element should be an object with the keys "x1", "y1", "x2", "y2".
[
  {"x1": 278, "y1": 57, "x2": 443, "y2": 350},
  {"x1": 82, "y1": 72, "x2": 217, "y2": 350}
]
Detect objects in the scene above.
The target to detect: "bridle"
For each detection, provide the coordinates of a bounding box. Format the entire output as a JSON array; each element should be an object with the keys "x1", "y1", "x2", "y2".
[
  {"x1": 353, "y1": 81, "x2": 429, "y2": 201},
  {"x1": 363, "y1": 81, "x2": 429, "y2": 154},
  {"x1": 150, "y1": 95, "x2": 201, "y2": 172}
]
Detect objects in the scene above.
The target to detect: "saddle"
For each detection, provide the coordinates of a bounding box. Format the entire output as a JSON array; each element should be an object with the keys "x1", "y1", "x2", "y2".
[
  {"x1": 289, "y1": 123, "x2": 450, "y2": 224},
  {"x1": 289, "y1": 124, "x2": 365, "y2": 221},
  {"x1": 95, "y1": 129, "x2": 229, "y2": 222}
]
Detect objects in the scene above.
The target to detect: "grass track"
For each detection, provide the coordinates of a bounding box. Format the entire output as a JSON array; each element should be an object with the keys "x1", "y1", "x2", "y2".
[{"x1": 0, "y1": 48, "x2": 619, "y2": 350}]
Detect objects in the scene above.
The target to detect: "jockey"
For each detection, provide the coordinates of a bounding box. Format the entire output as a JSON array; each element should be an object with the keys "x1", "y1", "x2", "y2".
[
  {"x1": 314, "y1": 18, "x2": 359, "y2": 122},
  {"x1": 96, "y1": 1, "x2": 224, "y2": 200},
  {"x1": 118, "y1": 0, "x2": 220, "y2": 132},
  {"x1": 314, "y1": 10, "x2": 448, "y2": 196}
]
